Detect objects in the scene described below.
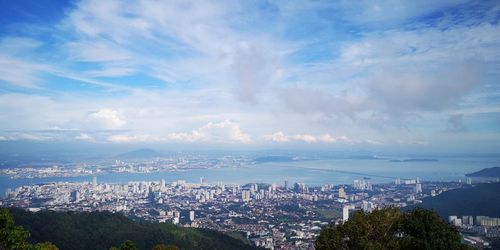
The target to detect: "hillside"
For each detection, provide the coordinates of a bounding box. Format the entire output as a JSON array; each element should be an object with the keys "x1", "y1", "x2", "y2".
[
  {"x1": 405, "y1": 182, "x2": 500, "y2": 218},
  {"x1": 8, "y1": 208, "x2": 257, "y2": 250},
  {"x1": 466, "y1": 167, "x2": 500, "y2": 177}
]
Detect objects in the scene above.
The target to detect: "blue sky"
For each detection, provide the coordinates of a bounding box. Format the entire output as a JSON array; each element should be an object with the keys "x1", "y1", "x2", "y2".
[{"x1": 0, "y1": 0, "x2": 499, "y2": 154}]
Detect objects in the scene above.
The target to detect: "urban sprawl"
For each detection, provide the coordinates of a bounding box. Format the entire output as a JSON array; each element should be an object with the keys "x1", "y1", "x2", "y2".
[{"x1": 1, "y1": 158, "x2": 499, "y2": 249}]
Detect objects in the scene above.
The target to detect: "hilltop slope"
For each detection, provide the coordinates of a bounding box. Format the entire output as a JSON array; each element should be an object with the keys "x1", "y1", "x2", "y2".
[{"x1": 8, "y1": 208, "x2": 257, "y2": 250}]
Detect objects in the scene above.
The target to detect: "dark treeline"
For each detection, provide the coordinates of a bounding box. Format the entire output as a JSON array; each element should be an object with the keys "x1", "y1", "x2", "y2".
[{"x1": 6, "y1": 208, "x2": 257, "y2": 250}]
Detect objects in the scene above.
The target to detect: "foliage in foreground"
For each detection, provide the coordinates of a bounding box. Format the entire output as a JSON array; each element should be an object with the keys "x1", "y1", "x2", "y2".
[
  {"x1": 0, "y1": 208, "x2": 58, "y2": 250},
  {"x1": 315, "y1": 207, "x2": 472, "y2": 250}
]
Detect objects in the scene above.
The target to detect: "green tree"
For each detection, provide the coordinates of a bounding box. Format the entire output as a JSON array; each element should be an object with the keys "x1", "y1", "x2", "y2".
[
  {"x1": 315, "y1": 207, "x2": 472, "y2": 250},
  {"x1": 152, "y1": 244, "x2": 180, "y2": 250},
  {"x1": 109, "y1": 240, "x2": 138, "y2": 250},
  {"x1": 0, "y1": 208, "x2": 58, "y2": 250}
]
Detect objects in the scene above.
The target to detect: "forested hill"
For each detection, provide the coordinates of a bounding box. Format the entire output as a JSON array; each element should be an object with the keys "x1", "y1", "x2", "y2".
[
  {"x1": 405, "y1": 182, "x2": 500, "y2": 218},
  {"x1": 466, "y1": 166, "x2": 500, "y2": 177},
  {"x1": 8, "y1": 208, "x2": 258, "y2": 250}
]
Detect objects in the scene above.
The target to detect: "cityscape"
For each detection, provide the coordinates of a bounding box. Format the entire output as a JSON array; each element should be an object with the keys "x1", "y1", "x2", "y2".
[
  {"x1": 1, "y1": 0, "x2": 500, "y2": 249},
  {"x1": 1, "y1": 161, "x2": 499, "y2": 249}
]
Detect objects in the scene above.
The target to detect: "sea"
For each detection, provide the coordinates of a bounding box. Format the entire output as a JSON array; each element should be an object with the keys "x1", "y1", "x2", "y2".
[{"x1": 1, "y1": 156, "x2": 499, "y2": 197}]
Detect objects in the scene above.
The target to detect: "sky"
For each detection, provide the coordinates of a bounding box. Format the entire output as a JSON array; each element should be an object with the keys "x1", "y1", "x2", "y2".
[{"x1": 0, "y1": 0, "x2": 499, "y2": 154}]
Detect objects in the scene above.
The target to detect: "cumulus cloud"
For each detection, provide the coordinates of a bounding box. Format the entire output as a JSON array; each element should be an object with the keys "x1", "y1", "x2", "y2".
[
  {"x1": 108, "y1": 120, "x2": 251, "y2": 144},
  {"x1": 265, "y1": 131, "x2": 350, "y2": 144},
  {"x1": 75, "y1": 133, "x2": 95, "y2": 142},
  {"x1": 86, "y1": 109, "x2": 126, "y2": 129},
  {"x1": 166, "y1": 120, "x2": 251, "y2": 144}
]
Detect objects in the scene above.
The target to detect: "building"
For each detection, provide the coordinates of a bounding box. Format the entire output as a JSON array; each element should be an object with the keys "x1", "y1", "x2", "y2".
[
  {"x1": 395, "y1": 178, "x2": 401, "y2": 185},
  {"x1": 189, "y1": 211, "x2": 195, "y2": 221},
  {"x1": 338, "y1": 187, "x2": 347, "y2": 199},
  {"x1": 361, "y1": 200, "x2": 374, "y2": 212},
  {"x1": 353, "y1": 179, "x2": 372, "y2": 191},
  {"x1": 70, "y1": 190, "x2": 80, "y2": 202},
  {"x1": 415, "y1": 183, "x2": 422, "y2": 193},
  {"x1": 462, "y1": 215, "x2": 474, "y2": 226},
  {"x1": 92, "y1": 176, "x2": 97, "y2": 191},
  {"x1": 342, "y1": 206, "x2": 350, "y2": 222},
  {"x1": 476, "y1": 216, "x2": 500, "y2": 227},
  {"x1": 241, "y1": 190, "x2": 251, "y2": 202},
  {"x1": 294, "y1": 182, "x2": 308, "y2": 193}
]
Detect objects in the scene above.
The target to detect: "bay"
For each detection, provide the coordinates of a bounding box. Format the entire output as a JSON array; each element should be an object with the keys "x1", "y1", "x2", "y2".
[{"x1": 1, "y1": 156, "x2": 499, "y2": 197}]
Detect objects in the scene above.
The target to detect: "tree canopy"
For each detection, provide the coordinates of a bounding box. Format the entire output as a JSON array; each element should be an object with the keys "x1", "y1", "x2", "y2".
[
  {"x1": 315, "y1": 207, "x2": 472, "y2": 250},
  {"x1": 0, "y1": 208, "x2": 58, "y2": 250}
]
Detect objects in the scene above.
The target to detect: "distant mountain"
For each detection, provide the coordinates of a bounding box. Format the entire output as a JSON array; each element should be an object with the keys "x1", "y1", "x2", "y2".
[
  {"x1": 466, "y1": 166, "x2": 500, "y2": 177},
  {"x1": 405, "y1": 182, "x2": 500, "y2": 218},
  {"x1": 254, "y1": 156, "x2": 295, "y2": 163},
  {"x1": 117, "y1": 148, "x2": 162, "y2": 159},
  {"x1": 8, "y1": 208, "x2": 257, "y2": 250}
]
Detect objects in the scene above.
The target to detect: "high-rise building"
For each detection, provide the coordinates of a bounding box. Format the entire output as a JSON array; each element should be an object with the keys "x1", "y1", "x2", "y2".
[
  {"x1": 338, "y1": 187, "x2": 347, "y2": 199},
  {"x1": 353, "y1": 179, "x2": 372, "y2": 191},
  {"x1": 200, "y1": 177, "x2": 204, "y2": 185},
  {"x1": 70, "y1": 190, "x2": 80, "y2": 202},
  {"x1": 241, "y1": 190, "x2": 251, "y2": 202},
  {"x1": 160, "y1": 179, "x2": 166, "y2": 188},
  {"x1": 415, "y1": 183, "x2": 422, "y2": 193},
  {"x1": 92, "y1": 176, "x2": 97, "y2": 191},
  {"x1": 466, "y1": 178, "x2": 472, "y2": 185},
  {"x1": 462, "y1": 215, "x2": 474, "y2": 225},
  {"x1": 294, "y1": 182, "x2": 308, "y2": 193},
  {"x1": 342, "y1": 206, "x2": 350, "y2": 223},
  {"x1": 395, "y1": 178, "x2": 401, "y2": 185},
  {"x1": 361, "y1": 200, "x2": 375, "y2": 212},
  {"x1": 284, "y1": 180, "x2": 289, "y2": 190},
  {"x1": 189, "y1": 211, "x2": 195, "y2": 221}
]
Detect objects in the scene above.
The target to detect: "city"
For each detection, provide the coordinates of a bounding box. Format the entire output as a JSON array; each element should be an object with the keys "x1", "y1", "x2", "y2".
[{"x1": 2, "y1": 173, "x2": 498, "y2": 249}]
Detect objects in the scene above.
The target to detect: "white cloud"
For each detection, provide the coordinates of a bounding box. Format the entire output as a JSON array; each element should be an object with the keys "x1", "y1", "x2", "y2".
[
  {"x1": 107, "y1": 120, "x2": 251, "y2": 144},
  {"x1": 75, "y1": 133, "x2": 95, "y2": 142},
  {"x1": 167, "y1": 120, "x2": 251, "y2": 144},
  {"x1": 265, "y1": 132, "x2": 350, "y2": 144},
  {"x1": 86, "y1": 109, "x2": 126, "y2": 129}
]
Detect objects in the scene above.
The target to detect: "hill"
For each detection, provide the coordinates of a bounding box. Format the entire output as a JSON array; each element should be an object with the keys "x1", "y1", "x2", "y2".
[
  {"x1": 405, "y1": 182, "x2": 500, "y2": 218},
  {"x1": 8, "y1": 208, "x2": 257, "y2": 250},
  {"x1": 466, "y1": 167, "x2": 500, "y2": 177},
  {"x1": 117, "y1": 149, "x2": 162, "y2": 159}
]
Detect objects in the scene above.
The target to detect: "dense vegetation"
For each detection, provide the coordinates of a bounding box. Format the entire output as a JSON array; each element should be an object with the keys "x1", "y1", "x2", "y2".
[
  {"x1": 0, "y1": 208, "x2": 58, "y2": 250},
  {"x1": 405, "y1": 182, "x2": 500, "y2": 218},
  {"x1": 7, "y1": 208, "x2": 257, "y2": 250},
  {"x1": 315, "y1": 207, "x2": 471, "y2": 250}
]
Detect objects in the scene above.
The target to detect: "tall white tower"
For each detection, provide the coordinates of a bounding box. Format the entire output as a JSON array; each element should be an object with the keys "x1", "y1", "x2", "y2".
[
  {"x1": 342, "y1": 206, "x2": 350, "y2": 223},
  {"x1": 92, "y1": 176, "x2": 97, "y2": 191}
]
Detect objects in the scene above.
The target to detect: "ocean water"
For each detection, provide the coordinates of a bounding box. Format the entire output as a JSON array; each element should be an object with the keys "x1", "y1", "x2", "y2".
[{"x1": 1, "y1": 157, "x2": 499, "y2": 197}]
